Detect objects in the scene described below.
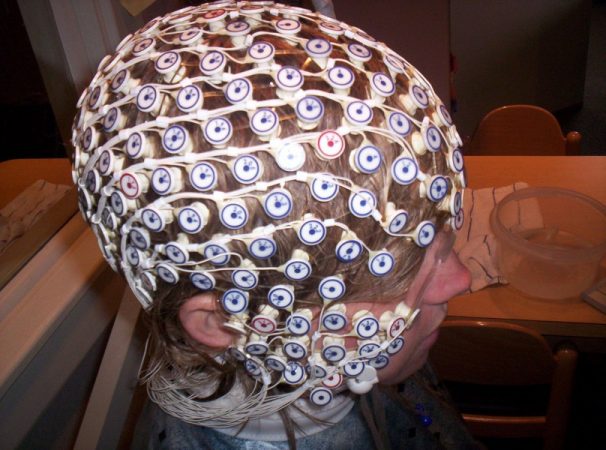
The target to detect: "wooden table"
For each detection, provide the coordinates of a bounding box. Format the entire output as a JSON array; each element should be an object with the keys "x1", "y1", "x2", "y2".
[{"x1": 449, "y1": 156, "x2": 606, "y2": 351}]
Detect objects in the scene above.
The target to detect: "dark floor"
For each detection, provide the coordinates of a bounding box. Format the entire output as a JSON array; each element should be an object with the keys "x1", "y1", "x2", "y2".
[
  {"x1": 566, "y1": 352, "x2": 606, "y2": 450},
  {"x1": 456, "y1": 352, "x2": 606, "y2": 450}
]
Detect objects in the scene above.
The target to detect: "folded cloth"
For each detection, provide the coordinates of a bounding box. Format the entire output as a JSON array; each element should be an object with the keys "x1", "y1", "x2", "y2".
[
  {"x1": 454, "y1": 182, "x2": 543, "y2": 292},
  {"x1": 0, "y1": 179, "x2": 70, "y2": 255}
]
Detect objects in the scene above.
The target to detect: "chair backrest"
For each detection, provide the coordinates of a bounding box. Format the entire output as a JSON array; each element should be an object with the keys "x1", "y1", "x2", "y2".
[
  {"x1": 467, "y1": 104, "x2": 581, "y2": 156},
  {"x1": 429, "y1": 320, "x2": 577, "y2": 450}
]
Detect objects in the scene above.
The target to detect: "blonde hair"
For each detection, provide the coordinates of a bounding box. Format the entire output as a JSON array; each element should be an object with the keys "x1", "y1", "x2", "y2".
[
  {"x1": 71, "y1": 1, "x2": 464, "y2": 437},
  {"x1": 142, "y1": 29, "x2": 447, "y2": 368}
]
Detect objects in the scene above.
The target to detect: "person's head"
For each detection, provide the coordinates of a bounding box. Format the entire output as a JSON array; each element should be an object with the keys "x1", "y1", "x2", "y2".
[
  {"x1": 178, "y1": 224, "x2": 470, "y2": 387},
  {"x1": 72, "y1": 0, "x2": 468, "y2": 419}
]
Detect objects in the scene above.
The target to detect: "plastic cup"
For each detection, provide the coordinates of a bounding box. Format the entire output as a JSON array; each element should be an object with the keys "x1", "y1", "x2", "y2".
[{"x1": 490, "y1": 187, "x2": 606, "y2": 299}]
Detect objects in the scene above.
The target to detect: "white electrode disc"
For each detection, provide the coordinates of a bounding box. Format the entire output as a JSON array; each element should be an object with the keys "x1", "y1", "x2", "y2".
[
  {"x1": 162, "y1": 125, "x2": 189, "y2": 154},
  {"x1": 190, "y1": 271, "x2": 216, "y2": 291},
  {"x1": 344, "y1": 361, "x2": 365, "y2": 377},
  {"x1": 165, "y1": 242, "x2": 189, "y2": 264},
  {"x1": 297, "y1": 219, "x2": 327, "y2": 245},
  {"x1": 199, "y1": 50, "x2": 226, "y2": 75},
  {"x1": 136, "y1": 85, "x2": 160, "y2": 112},
  {"x1": 414, "y1": 221, "x2": 436, "y2": 247},
  {"x1": 387, "y1": 337, "x2": 405, "y2": 355},
  {"x1": 322, "y1": 344, "x2": 347, "y2": 363},
  {"x1": 204, "y1": 117, "x2": 233, "y2": 146},
  {"x1": 157, "y1": 263, "x2": 179, "y2": 284},
  {"x1": 321, "y1": 311, "x2": 347, "y2": 331},
  {"x1": 388, "y1": 111, "x2": 412, "y2": 137},
  {"x1": 275, "y1": 66, "x2": 304, "y2": 91},
  {"x1": 219, "y1": 202, "x2": 249, "y2": 229},
  {"x1": 423, "y1": 124, "x2": 442, "y2": 152},
  {"x1": 368, "y1": 250, "x2": 395, "y2": 276},
  {"x1": 346, "y1": 42, "x2": 372, "y2": 63},
  {"x1": 287, "y1": 314, "x2": 312, "y2": 335},
  {"x1": 125, "y1": 132, "x2": 146, "y2": 159},
  {"x1": 248, "y1": 237, "x2": 277, "y2": 259},
  {"x1": 204, "y1": 243, "x2": 231, "y2": 266},
  {"x1": 141, "y1": 207, "x2": 166, "y2": 232},
  {"x1": 284, "y1": 340, "x2": 307, "y2": 360},
  {"x1": 370, "y1": 72, "x2": 395, "y2": 97},
  {"x1": 225, "y1": 77, "x2": 252, "y2": 104},
  {"x1": 283, "y1": 361, "x2": 306, "y2": 385},
  {"x1": 221, "y1": 289, "x2": 249, "y2": 314},
  {"x1": 318, "y1": 276, "x2": 346, "y2": 301},
  {"x1": 335, "y1": 239, "x2": 364, "y2": 263},
  {"x1": 275, "y1": 143, "x2": 306, "y2": 172},
  {"x1": 355, "y1": 316, "x2": 380, "y2": 338},
  {"x1": 391, "y1": 157, "x2": 418, "y2": 185},
  {"x1": 248, "y1": 41, "x2": 275, "y2": 63},
  {"x1": 427, "y1": 176, "x2": 449, "y2": 202},
  {"x1": 295, "y1": 96, "x2": 324, "y2": 123},
  {"x1": 305, "y1": 38, "x2": 332, "y2": 58},
  {"x1": 232, "y1": 154, "x2": 262, "y2": 184},
  {"x1": 345, "y1": 101, "x2": 373, "y2": 126},
  {"x1": 176, "y1": 84, "x2": 203, "y2": 112},
  {"x1": 386, "y1": 211, "x2": 408, "y2": 235},
  {"x1": 267, "y1": 285, "x2": 295, "y2": 309},
  {"x1": 310, "y1": 387, "x2": 333, "y2": 407},
  {"x1": 283, "y1": 259, "x2": 312, "y2": 281},
  {"x1": 155, "y1": 51, "x2": 181, "y2": 74},
  {"x1": 231, "y1": 269, "x2": 258, "y2": 290},
  {"x1": 353, "y1": 145, "x2": 382, "y2": 174},
  {"x1": 250, "y1": 108, "x2": 279, "y2": 136},
  {"x1": 177, "y1": 205, "x2": 206, "y2": 233},
  {"x1": 265, "y1": 356, "x2": 286, "y2": 372},
  {"x1": 326, "y1": 66, "x2": 355, "y2": 90},
  {"x1": 310, "y1": 175, "x2": 339, "y2": 202},
  {"x1": 189, "y1": 162, "x2": 217, "y2": 191},
  {"x1": 263, "y1": 188, "x2": 293, "y2": 220}
]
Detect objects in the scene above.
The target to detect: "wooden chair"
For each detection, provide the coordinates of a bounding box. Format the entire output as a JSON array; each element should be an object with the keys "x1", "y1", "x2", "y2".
[
  {"x1": 467, "y1": 105, "x2": 581, "y2": 155},
  {"x1": 429, "y1": 320, "x2": 577, "y2": 450}
]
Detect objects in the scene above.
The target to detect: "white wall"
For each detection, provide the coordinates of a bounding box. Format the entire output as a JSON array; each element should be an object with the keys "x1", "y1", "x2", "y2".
[
  {"x1": 450, "y1": 0, "x2": 591, "y2": 139},
  {"x1": 17, "y1": 0, "x2": 173, "y2": 148},
  {"x1": 19, "y1": 0, "x2": 453, "y2": 148},
  {"x1": 333, "y1": 0, "x2": 451, "y2": 106}
]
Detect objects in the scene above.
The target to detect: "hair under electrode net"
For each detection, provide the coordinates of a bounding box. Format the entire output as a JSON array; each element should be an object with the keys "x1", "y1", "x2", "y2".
[{"x1": 71, "y1": 0, "x2": 466, "y2": 420}]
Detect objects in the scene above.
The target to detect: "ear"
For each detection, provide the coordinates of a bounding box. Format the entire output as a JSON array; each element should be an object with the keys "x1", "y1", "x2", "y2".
[{"x1": 179, "y1": 293, "x2": 235, "y2": 349}]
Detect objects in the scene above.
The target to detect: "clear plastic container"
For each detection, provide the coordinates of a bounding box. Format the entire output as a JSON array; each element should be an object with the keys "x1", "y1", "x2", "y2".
[{"x1": 490, "y1": 187, "x2": 606, "y2": 299}]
